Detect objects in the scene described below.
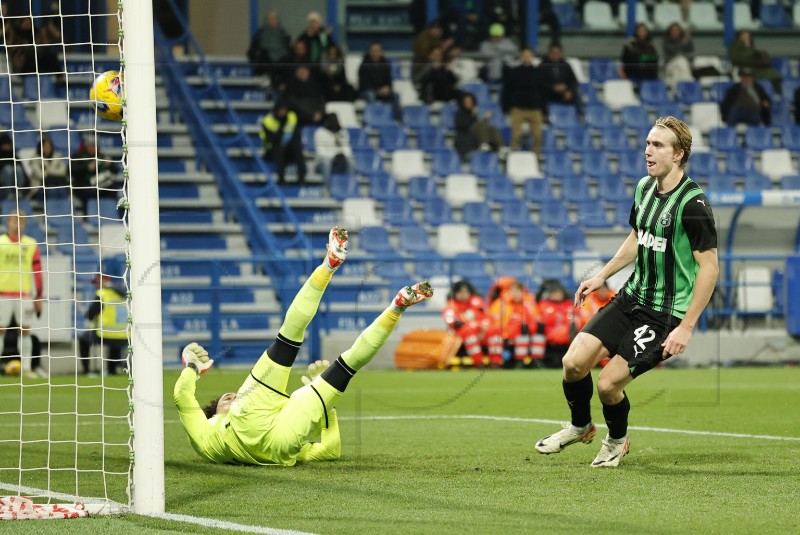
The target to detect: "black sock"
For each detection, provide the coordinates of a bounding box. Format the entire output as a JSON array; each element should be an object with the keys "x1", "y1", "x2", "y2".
[
  {"x1": 265, "y1": 333, "x2": 301, "y2": 367},
  {"x1": 563, "y1": 374, "x2": 593, "y2": 427},
  {"x1": 603, "y1": 392, "x2": 630, "y2": 440},
  {"x1": 320, "y1": 357, "x2": 355, "y2": 393}
]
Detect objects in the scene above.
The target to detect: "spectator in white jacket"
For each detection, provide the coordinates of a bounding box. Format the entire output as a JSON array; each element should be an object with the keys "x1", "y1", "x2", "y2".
[
  {"x1": 314, "y1": 113, "x2": 353, "y2": 180},
  {"x1": 479, "y1": 23, "x2": 518, "y2": 83},
  {"x1": 26, "y1": 137, "x2": 67, "y2": 199}
]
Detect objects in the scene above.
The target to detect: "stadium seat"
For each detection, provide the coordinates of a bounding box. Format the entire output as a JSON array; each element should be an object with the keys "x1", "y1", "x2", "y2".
[
  {"x1": 46, "y1": 129, "x2": 80, "y2": 155},
  {"x1": 795, "y1": 3, "x2": 800, "y2": 29},
  {"x1": 329, "y1": 173, "x2": 361, "y2": 201},
  {"x1": 382, "y1": 197, "x2": 414, "y2": 226},
  {"x1": 782, "y1": 79, "x2": 800, "y2": 104},
  {"x1": 364, "y1": 103, "x2": 395, "y2": 128},
  {"x1": 689, "y1": 2, "x2": 723, "y2": 30},
  {"x1": 445, "y1": 173, "x2": 482, "y2": 207},
  {"x1": 533, "y1": 258, "x2": 567, "y2": 282},
  {"x1": 486, "y1": 176, "x2": 518, "y2": 202},
  {"x1": 430, "y1": 148, "x2": 462, "y2": 177},
  {"x1": 461, "y1": 82, "x2": 490, "y2": 105},
  {"x1": 618, "y1": 2, "x2": 650, "y2": 26},
  {"x1": 588, "y1": 58, "x2": 619, "y2": 84},
  {"x1": 373, "y1": 260, "x2": 411, "y2": 284},
  {"x1": 656, "y1": 103, "x2": 685, "y2": 121},
  {"x1": 346, "y1": 127, "x2": 369, "y2": 149},
  {"x1": 639, "y1": 80, "x2": 672, "y2": 106},
  {"x1": 575, "y1": 200, "x2": 612, "y2": 228},
  {"x1": 617, "y1": 149, "x2": 643, "y2": 177},
  {"x1": 780, "y1": 175, "x2": 800, "y2": 189},
  {"x1": 566, "y1": 57, "x2": 588, "y2": 84},
  {"x1": 599, "y1": 126, "x2": 631, "y2": 151},
  {"x1": 597, "y1": 174, "x2": 629, "y2": 202},
  {"x1": 708, "y1": 127, "x2": 739, "y2": 152},
  {"x1": 582, "y1": 150, "x2": 612, "y2": 178},
  {"x1": 342, "y1": 198, "x2": 381, "y2": 227},
  {"x1": 23, "y1": 75, "x2": 56, "y2": 100},
  {"x1": 478, "y1": 224, "x2": 513, "y2": 255},
  {"x1": 737, "y1": 266, "x2": 773, "y2": 313},
  {"x1": 326, "y1": 102, "x2": 359, "y2": 128},
  {"x1": 744, "y1": 171, "x2": 772, "y2": 191},
  {"x1": 506, "y1": 151, "x2": 542, "y2": 183},
  {"x1": 561, "y1": 177, "x2": 592, "y2": 204},
  {"x1": 438, "y1": 102, "x2": 457, "y2": 130},
  {"x1": 653, "y1": 3, "x2": 682, "y2": 30},
  {"x1": 517, "y1": 224, "x2": 551, "y2": 255},
  {"x1": 359, "y1": 226, "x2": 395, "y2": 254},
  {"x1": 583, "y1": 1, "x2": 618, "y2": 30},
  {"x1": 770, "y1": 57, "x2": 792, "y2": 80},
  {"x1": 397, "y1": 222, "x2": 435, "y2": 255},
  {"x1": 733, "y1": 2, "x2": 760, "y2": 30},
  {"x1": 436, "y1": 224, "x2": 475, "y2": 255},
  {"x1": 540, "y1": 129, "x2": 559, "y2": 154},
  {"x1": 603, "y1": 80, "x2": 640, "y2": 111},
  {"x1": 544, "y1": 150, "x2": 576, "y2": 179},
  {"x1": 378, "y1": 125, "x2": 409, "y2": 151},
  {"x1": 415, "y1": 125, "x2": 446, "y2": 151},
  {"x1": 36, "y1": 100, "x2": 68, "y2": 128},
  {"x1": 539, "y1": 199, "x2": 569, "y2": 228},
  {"x1": 620, "y1": 105, "x2": 650, "y2": 130},
  {"x1": 493, "y1": 254, "x2": 530, "y2": 280},
  {"x1": 578, "y1": 82, "x2": 598, "y2": 105},
  {"x1": 461, "y1": 201, "x2": 494, "y2": 227},
  {"x1": 565, "y1": 128, "x2": 595, "y2": 153},
  {"x1": 691, "y1": 152, "x2": 720, "y2": 177},
  {"x1": 12, "y1": 131, "x2": 38, "y2": 150},
  {"x1": 771, "y1": 102, "x2": 790, "y2": 128},
  {"x1": 690, "y1": 126, "x2": 708, "y2": 151},
  {"x1": 301, "y1": 126, "x2": 318, "y2": 152},
  {"x1": 556, "y1": 224, "x2": 588, "y2": 254},
  {"x1": 414, "y1": 255, "x2": 448, "y2": 279},
  {"x1": 402, "y1": 105, "x2": 431, "y2": 128},
  {"x1": 760, "y1": 149, "x2": 796, "y2": 180},
  {"x1": 393, "y1": 80, "x2": 421, "y2": 106},
  {"x1": 353, "y1": 147, "x2": 384, "y2": 175},
  {"x1": 553, "y1": 2, "x2": 582, "y2": 29},
  {"x1": 690, "y1": 102, "x2": 723, "y2": 134},
  {"x1": 423, "y1": 197, "x2": 454, "y2": 226},
  {"x1": 706, "y1": 173, "x2": 737, "y2": 192},
  {"x1": 760, "y1": 4, "x2": 792, "y2": 28},
  {"x1": 584, "y1": 104, "x2": 613, "y2": 129},
  {"x1": 612, "y1": 200, "x2": 632, "y2": 227},
  {"x1": 548, "y1": 105, "x2": 579, "y2": 130},
  {"x1": 755, "y1": 80, "x2": 776, "y2": 104},
  {"x1": 725, "y1": 149, "x2": 754, "y2": 175},
  {"x1": 524, "y1": 178, "x2": 555, "y2": 203},
  {"x1": 85, "y1": 198, "x2": 119, "y2": 226},
  {"x1": 781, "y1": 125, "x2": 800, "y2": 152},
  {"x1": 391, "y1": 149, "x2": 426, "y2": 182},
  {"x1": 408, "y1": 176, "x2": 437, "y2": 202},
  {"x1": 709, "y1": 81, "x2": 734, "y2": 103},
  {"x1": 676, "y1": 81, "x2": 705, "y2": 105},
  {"x1": 744, "y1": 127, "x2": 776, "y2": 151},
  {"x1": 500, "y1": 199, "x2": 531, "y2": 227},
  {"x1": 470, "y1": 151, "x2": 502, "y2": 178},
  {"x1": 370, "y1": 173, "x2": 401, "y2": 201}
]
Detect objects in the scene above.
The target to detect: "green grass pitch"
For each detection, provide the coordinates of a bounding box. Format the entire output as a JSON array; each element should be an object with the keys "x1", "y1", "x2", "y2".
[{"x1": 1, "y1": 367, "x2": 798, "y2": 534}]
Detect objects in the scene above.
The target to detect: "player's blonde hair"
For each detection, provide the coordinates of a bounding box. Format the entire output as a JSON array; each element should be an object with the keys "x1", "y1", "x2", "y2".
[{"x1": 653, "y1": 116, "x2": 692, "y2": 168}]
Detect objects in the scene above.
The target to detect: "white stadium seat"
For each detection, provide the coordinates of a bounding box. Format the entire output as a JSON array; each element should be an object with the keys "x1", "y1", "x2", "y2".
[
  {"x1": 345, "y1": 53, "x2": 361, "y2": 87},
  {"x1": 36, "y1": 100, "x2": 69, "y2": 128},
  {"x1": 326, "y1": 101, "x2": 359, "y2": 128},
  {"x1": 690, "y1": 102, "x2": 723, "y2": 134},
  {"x1": 760, "y1": 149, "x2": 796, "y2": 180},
  {"x1": 653, "y1": 4, "x2": 683, "y2": 30},
  {"x1": 436, "y1": 223, "x2": 475, "y2": 256},
  {"x1": 689, "y1": 3, "x2": 723, "y2": 30},
  {"x1": 619, "y1": 3, "x2": 650, "y2": 26},
  {"x1": 565, "y1": 57, "x2": 588, "y2": 84},
  {"x1": 391, "y1": 149, "x2": 427, "y2": 182},
  {"x1": 602, "y1": 80, "x2": 640, "y2": 110},
  {"x1": 734, "y1": 2, "x2": 761, "y2": 30},
  {"x1": 393, "y1": 80, "x2": 420, "y2": 106},
  {"x1": 444, "y1": 174, "x2": 482, "y2": 207},
  {"x1": 736, "y1": 266, "x2": 772, "y2": 313},
  {"x1": 342, "y1": 198, "x2": 381, "y2": 228},
  {"x1": 506, "y1": 151, "x2": 542, "y2": 183},
  {"x1": 690, "y1": 126, "x2": 708, "y2": 151},
  {"x1": 583, "y1": 1, "x2": 619, "y2": 30}
]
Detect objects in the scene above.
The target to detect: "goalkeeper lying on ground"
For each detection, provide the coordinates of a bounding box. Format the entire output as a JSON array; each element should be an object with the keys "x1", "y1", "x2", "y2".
[{"x1": 174, "y1": 227, "x2": 433, "y2": 465}]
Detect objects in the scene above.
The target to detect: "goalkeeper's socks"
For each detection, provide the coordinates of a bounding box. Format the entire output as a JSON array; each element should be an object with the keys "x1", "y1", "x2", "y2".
[
  {"x1": 278, "y1": 265, "x2": 331, "y2": 343},
  {"x1": 19, "y1": 335, "x2": 32, "y2": 372},
  {"x1": 602, "y1": 392, "x2": 630, "y2": 440},
  {"x1": 563, "y1": 374, "x2": 593, "y2": 428}
]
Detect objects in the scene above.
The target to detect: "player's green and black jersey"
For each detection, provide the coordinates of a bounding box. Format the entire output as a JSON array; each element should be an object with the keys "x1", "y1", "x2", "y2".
[{"x1": 623, "y1": 174, "x2": 717, "y2": 318}]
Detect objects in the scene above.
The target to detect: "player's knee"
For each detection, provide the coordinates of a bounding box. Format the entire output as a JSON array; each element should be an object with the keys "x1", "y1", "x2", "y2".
[
  {"x1": 561, "y1": 352, "x2": 589, "y2": 381},
  {"x1": 596, "y1": 378, "x2": 621, "y2": 404}
]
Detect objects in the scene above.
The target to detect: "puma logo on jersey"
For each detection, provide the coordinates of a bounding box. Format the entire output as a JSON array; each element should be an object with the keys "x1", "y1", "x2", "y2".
[
  {"x1": 637, "y1": 230, "x2": 667, "y2": 252},
  {"x1": 697, "y1": 199, "x2": 705, "y2": 206}
]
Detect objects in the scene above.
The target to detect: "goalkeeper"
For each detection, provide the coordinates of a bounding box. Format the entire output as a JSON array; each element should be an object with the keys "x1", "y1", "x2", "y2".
[{"x1": 174, "y1": 227, "x2": 433, "y2": 465}]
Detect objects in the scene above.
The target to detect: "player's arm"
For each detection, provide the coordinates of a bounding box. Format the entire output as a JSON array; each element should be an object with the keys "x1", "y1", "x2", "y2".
[
  {"x1": 173, "y1": 344, "x2": 215, "y2": 451},
  {"x1": 574, "y1": 230, "x2": 638, "y2": 307}
]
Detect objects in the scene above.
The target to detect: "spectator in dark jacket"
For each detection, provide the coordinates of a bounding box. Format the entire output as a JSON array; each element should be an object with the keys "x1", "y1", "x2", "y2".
[
  {"x1": 70, "y1": 135, "x2": 121, "y2": 214},
  {"x1": 358, "y1": 42, "x2": 402, "y2": 118},
  {"x1": 412, "y1": 19, "x2": 454, "y2": 80},
  {"x1": 319, "y1": 44, "x2": 356, "y2": 102},
  {"x1": 415, "y1": 46, "x2": 459, "y2": 104},
  {"x1": 274, "y1": 40, "x2": 312, "y2": 93},
  {"x1": 538, "y1": 44, "x2": 579, "y2": 109},
  {"x1": 260, "y1": 102, "x2": 305, "y2": 184},
  {"x1": 721, "y1": 68, "x2": 771, "y2": 127},
  {"x1": 620, "y1": 23, "x2": 659, "y2": 82},
  {"x1": 502, "y1": 48, "x2": 545, "y2": 156},
  {"x1": 247, "y1": 10, "x2": 291, "y2": 78},
  {"x1": 283, "y1": 66, "x2": 325, "y2": 126},
  {"x1": 454, "y1": 92, "x2": 505, "y2": 161}
]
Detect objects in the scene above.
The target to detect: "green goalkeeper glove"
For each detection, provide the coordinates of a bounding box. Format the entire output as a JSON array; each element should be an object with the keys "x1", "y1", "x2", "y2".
[
  {"x1": 301, "y1": 359, "x2": 330, "y2": 386},
  {"x1": 182, "y1": 342, "x2": 213, "y2": 376}
]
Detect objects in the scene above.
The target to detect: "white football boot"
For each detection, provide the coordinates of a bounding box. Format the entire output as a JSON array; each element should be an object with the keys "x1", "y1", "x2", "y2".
[
  {"x1": 590, "y1": 434, "x2": 630, "y2": 468},
  {"x1": 325, "y1": 226, "x2": 348, "y2": 270},
  {"x1": 535, "y1": 422, "x2": 597, "y2": 454}
]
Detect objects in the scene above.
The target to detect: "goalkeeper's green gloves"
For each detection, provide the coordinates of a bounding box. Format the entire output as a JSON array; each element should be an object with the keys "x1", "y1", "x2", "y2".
[
  {"x1": 182, "y1": 342, "x2": 213, "y2": 377},
  {"x1": 301, "y1": 359, "x2": 330, "y2": 386}
]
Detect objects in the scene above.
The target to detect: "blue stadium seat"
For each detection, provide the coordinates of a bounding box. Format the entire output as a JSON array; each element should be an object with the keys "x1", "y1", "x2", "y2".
[
  {"x1": 85, "y1": 198, "x2": 120, "y2": 226},
  {"x1": 500, "y1": 199, "x2": 531, "y2": 227},
  {"x1": 589, "y1": 58, "x2": 619, "y2": 83},
  {"x1": 780, "y1": 175, "x2": 800, "y2": 189},
  {"x1": 44, "y1": 197, "x2": 74, "y2": 227},
  {"x1": 12, "y1": 131, "x2": 39, "y2": 150},
  {"x1": 708, "y1": 127, "x2": 739, "y2": 152},
  {"x1": 533, "y1": 258, "x2": 566, "y2": 282},
  {"x1": 329, "y1": 173, "x2": 360, "y2": 200},
  {"x1": 756, "y1": 80, "x2": 776, "y2": 104},
  {"x1": 479, "y1": 103, "x2": 507, "y2": 129},
  {"x1": 597, "y1": 174, "x2": 628, "y2": 202},
  {"x1": 553, "y1": 2, "x2": 582, "y2": 28},
  {"x1": 709, "y1": 81, "x2": 734, "y2": 103},
  {"x1": 408, "y1": 176, "x2": 437, "y2": 202},
  {"x1": 782, "y1": 79, "x2": 800, "y2": 104},
  {"x1": 612, "y1": 200, "x2": 631, "y2": 227},
  {"x1": 707, "y1": 173, "x2": 737, "y2": 192},
  {"x1": 744, "y1": 171, "x2": 772, "y2": 191},
  {"x1": 576, "y1": 199, "x2": 612, "y2": 228},
  {"x1": 373, "y1": 261, "x2": 410, "y2": 284},
  {"x1": 431, "y1": 148, "x2": 462, "y2": 176},
  {"x1": 461, "y1": 82, "x2": 490, "y2": 105},
  {"x1": 1, "y1": 199, "x2": 33, "y2": 218},
  {"x1": 639, "y1": 80, "x2": 672, "y2": 106},
  {"x1": 561, "y1": 177, "x2": 592, "y2": 204},
  {"x1": 620, "y1": 105, "x2": 650, "y2": 130},
  {"x1": 744, "y1": 127, "x2": 775, "y2": 151},
  {"x1": 22, "y1": 75, "x2": 57, "y2": 100},
  {"x1": 347, "y1": 127, "x2": 369, "y2": 149},
  {"x1": 383, "y1": 197, "x2": 414, "y2": 226},
  {"x1": 462, "y1": 201, "x2": 494, "y2": 227},
  {"x1": 544, "y1": 150, "x2": 576, "y2": 179},
  {"x1": 726, "y1": 149, "x2": 754, "y2": 175},
  {"x1": 540, "y1": 129, "x2": 559, "y2": 154},
  {"x1": 478, "y1": 224, "x2": 513, "y2": 255},
  {"x1": 438, "y1": 102, "x2": 457, "y2": 130},
  {"x1": 370, "y1": 173, "x2": 400, "y2": 201},
  {"x1": 770, "y1": 102, "x2": 790, "y2": 128},
  {"x1": 556, "y1": 224, "x2": 588, "y2": 253},
  {"x1": 470, "y1": 151, "x2": 502, "y2": 178},
  {"x1": 398, "y1": 222, "x2": 435, "y2": 255},
  {"x1": 782, "y1": 125, "x2": 800, "y2": 152},
  {"x1": 364, "y1": 103, "x2": 395, "y2": 128},
  {"x1": 453, "y1": 252, "x2": 491, "y2": 278},
  {"x1": 493, "y1": 254, "x2": 530, "y2": 280},
  {"x1": 46, "y1": 129, "x2": 81, "y2": 155},
  {"x1": 378, "y1": 125, "x2": 409, "y2": 151},
  {"x1": 540, "y1": 199, "x2": 569, "y2": 228},
  {"x1": 517, "y1": 224, "x2": 551, "y2": 254},
  {"x1": 415, "y1": 253, "x2": 448, "y2": 278},
  {"x1": 760, "y1": 4, "x2": 792, "y2": 28},
  {"x1": 301, "y1": 126, "x2": 318, "y2": 152},
  {"x1": 675, "y1": 81, "x2": 705, "y2": 105},
  {"x1": 582, "y1": 150, "x2": 611, "y2": 178},
  {"x1": 402, "y1": 104, "x2": 431, "y2": 128},
  {"x1": 486, "y1": 176, "x2": 518, "y2": 202},
  {"x1": 618, "y1": 149, "x2": 643, "y2": 176},
  {"x1": 584, "y1": 104, "x2": 613, "y2": 129},
  {"x1": 359, "y1": 226, "x2": 395, "y2": 254},
  {"x1": 549, "y1": 105, "x2": 579, "y2": 130},
  {"x1": 565, "y1": 128, "x2": 595, "y2": 153},
  {"x1": 423, "y1": 197, "x2": 454, "y2": 226},
  {"x1": 690, "y1": 152, "x2": 719, "y2": 177},
  {"x1": 524, "y1": 178, "x2": 555, "y2": 203},
  {"x1": 579, "y1": 82, "x2": 598, "y2": 105},
  {"x1": 353, "y1": 147, "x2": 384, "y2": 175},
  {"x1": 415, "y1": 125, "x2": 446, "y2": 151},
  {"x1": 771, "y1": 57, "x2": 792, "y2": 80},
  {"x1": 655, "y1": 103, "x2": 684, "y2": 121},
  {"x1": 599, "y1": 126, "x2": 630, "y2": 151}
]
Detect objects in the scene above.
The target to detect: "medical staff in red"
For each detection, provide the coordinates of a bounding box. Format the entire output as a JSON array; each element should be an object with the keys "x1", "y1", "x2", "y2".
[{"x1": 442, "y1": 280, "x2": 503, "y2": 367}]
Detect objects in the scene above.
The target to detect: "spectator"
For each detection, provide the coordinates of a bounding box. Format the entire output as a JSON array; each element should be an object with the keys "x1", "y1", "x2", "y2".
[
  {"x1": 538, "y1": 43, "x2": 579, "y2": 109},
  {"x1": 729, "y1": 30, "x2": 781, "y2": 91},
  {"x1": 296, "y1": 11, "x2": 334, "y2": 64},
  {"x1": 283, "y1": 65, "x2": 326, "y2": 126},
  {"x1": 26, "y1": 137, "x2": 67, "y2": 200},
  {"x1": 415, "y1": 46, "x2": 459, "y2": 104},
  {"x1": 721, "y1": 68, "x2": 771, "y2": 127},
  {"x1": 441, "y1": 0, "x2": 485, "y2": 51},
  {"x1": 247, "y1": 10, "x2": 291, "y2": 78},
  {"x1": 488, "y1": 279, "x2": 546, "y2": 368},
  {"x1": 662, "y1": 23, "x2": 694, "y2": 91},
  {"x1": 483, "y1": 0, "x2": 516, "y2": 37},
  {"x1": 479, "y1": 23, "x2": 519, "y2": 83},
  {"x1": 319, "y1": 44, "x2": 356, "y2": 102},
  {"x1": 536, "y1": 279, "x2": 579, "y2": 368},
  {"x1": 274, "y1": 40, "x2": 312, "y2": 93},
  {"x1": 358, "y1": 42, "x2": 402, "y2": 119},
  {"x1": 620, "y1": 23, "x2": 659, "y2": 83},
  {"x1": 0, "y1": 133, "x2": 27, "y2": 200},
  {"x1": 70, "y1": 135, "x2": 120, "y2": 214},
  {"x1": 260, "y1": 102, "x2": 305, "y2": 184},
  {"x1": 454, "y1": 92, "x2": 505, "y2": 161},
  {"x1": 442, "y1": 280, "x2": 504, "y2": 368},
  {"x1": 502, "y1": 48, "x2": 545, "y2": 156},
  {"x1": 79, "y1": 266, "x2": 128, "y2": 376},
  {"x1": 314, "y1": 113, "x2": 353, "y2": 180},
  {"x1": 0, "y1": 210, "x2": 43, "y2": 377},
  {"x1": 412, "y1": 19, "x2": 455, "y2": 80}
]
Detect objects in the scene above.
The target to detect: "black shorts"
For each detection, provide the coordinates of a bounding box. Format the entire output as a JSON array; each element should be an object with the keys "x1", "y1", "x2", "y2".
[{"x1": 580, "y1": 291, "x2": 680, "y2": 379}]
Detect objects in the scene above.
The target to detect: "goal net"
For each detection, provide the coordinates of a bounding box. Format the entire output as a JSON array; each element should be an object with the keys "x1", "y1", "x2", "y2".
[{"x1": 0, "y1": 0, "x2": 163, "y2": 517}]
